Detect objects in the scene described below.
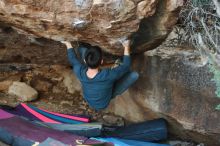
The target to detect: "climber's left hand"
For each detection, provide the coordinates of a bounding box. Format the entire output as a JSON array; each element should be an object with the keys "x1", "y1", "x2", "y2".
[{"x1": 61, "y1": 41, "x2": 72, "y2": 49}]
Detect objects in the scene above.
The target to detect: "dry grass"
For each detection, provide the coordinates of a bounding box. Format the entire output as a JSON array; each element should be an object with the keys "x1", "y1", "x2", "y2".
[{"x1": 177, "y1": 0, "x2": 220, "y2": 67}]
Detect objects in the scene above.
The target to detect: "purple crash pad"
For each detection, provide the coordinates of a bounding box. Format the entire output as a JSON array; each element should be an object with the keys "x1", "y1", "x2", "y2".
[
  {"x1": 0, "y1": 115, "x2": 112, "y2": 145},
  {"x1": 0, "y1": 109, "x2": 14, "y2": 119}
]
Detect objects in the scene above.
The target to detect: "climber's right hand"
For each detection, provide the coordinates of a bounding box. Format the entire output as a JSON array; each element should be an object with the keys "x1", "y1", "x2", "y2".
[
  {"x1": 61, "y1": 41, "x2": 71, "y2": 46},
  {"x1": 121, "y1": 39, "x2": 130, "y2": 49},
  {"x1": 121, "y1": 39, "x2": 130, "y2": 56}
]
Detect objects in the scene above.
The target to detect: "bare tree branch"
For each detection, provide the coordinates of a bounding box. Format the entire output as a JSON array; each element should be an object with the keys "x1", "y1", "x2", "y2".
[
  {"x1": 212, "y1": 0, "x2": 220, "y2": 16},
  {"x1": 178, "y1": 0, "x2": 220, "y2": 67}
]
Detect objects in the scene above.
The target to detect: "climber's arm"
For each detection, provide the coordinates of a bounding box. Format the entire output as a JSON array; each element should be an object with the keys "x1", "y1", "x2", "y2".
[
  {"x1": 61, "y1": 41, "x2": 81, "y2": 66},
  {"x1": 123, "y1": 39, "x2": 131, "y2": 56},
  {"x1": 110, "y1": 40, "x2": 131, "y2": 79}
]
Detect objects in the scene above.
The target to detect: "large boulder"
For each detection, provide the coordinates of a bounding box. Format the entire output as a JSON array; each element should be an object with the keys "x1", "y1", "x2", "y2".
[
  {"x1": 0, "y1": 0, "x2": 183, "y2": 55},
  {"x1": 8, "y1": 81, "x2": 38, "y2": 101},
  {"x1": 62, "y1": 69, "x2": 81, "y2": 94},
  {"x1": 106, "y1": 47, "x2": 220, "y2": 146}
]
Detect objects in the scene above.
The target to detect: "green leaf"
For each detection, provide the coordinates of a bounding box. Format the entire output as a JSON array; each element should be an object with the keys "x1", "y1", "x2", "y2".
[
  {"x1": 215, "y1": 104, "x2": 220, "y2": 110},
  {"x1": 209, "y1": 64, "x2": 220, "y2": 98}
]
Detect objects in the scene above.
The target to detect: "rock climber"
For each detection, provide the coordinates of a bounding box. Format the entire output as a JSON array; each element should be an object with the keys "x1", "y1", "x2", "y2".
[{"x1": 61, "y1": 40, "x2": 139, "y2": 110}]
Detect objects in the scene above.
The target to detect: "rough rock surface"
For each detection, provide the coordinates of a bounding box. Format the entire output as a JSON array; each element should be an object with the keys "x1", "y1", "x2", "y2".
[
  {"x1": 62, "y1": 69, "x2": 81, "y2": 94},
  {"x1": 102, "y1": 114, "x2": 125, "y2": 126},
  {"x1": 106, "y1": 47, "x2": 220, "y2": 146},
  {"x1": 0, "y1": 0, "x2": 183, "y2": 55},
  {"x1": 0, "y1": 24, "x2": 68, "y2": 65},
  {"x1": 8, "y1": 81, "x2": 38, "y2": 101}
]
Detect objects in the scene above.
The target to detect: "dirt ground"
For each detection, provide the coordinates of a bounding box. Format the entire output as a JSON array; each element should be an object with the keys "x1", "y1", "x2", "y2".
[{"x1": 0, "y1": 64, "x2": 126, "y2": 127}]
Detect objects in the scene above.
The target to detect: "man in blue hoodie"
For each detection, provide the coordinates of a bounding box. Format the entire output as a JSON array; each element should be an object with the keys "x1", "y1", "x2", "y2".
[{"x1": 61, "y1": 40, "x2": 139, "y2": 110}]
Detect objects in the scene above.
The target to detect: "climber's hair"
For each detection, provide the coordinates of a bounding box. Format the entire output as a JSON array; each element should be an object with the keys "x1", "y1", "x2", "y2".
[{"x1": 84, "y1": 46, "x2": 102, "y2": 69}]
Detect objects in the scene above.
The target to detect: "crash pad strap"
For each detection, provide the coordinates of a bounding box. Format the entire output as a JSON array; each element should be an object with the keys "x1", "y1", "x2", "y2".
[{"x1": 21, "y1": 103, "x2": 60, "y2": 124}]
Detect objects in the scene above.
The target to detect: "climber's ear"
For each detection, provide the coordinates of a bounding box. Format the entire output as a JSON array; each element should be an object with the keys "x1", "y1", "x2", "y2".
[{"x1": 101, "y1": 59, "x2": 103, "y2": 65}]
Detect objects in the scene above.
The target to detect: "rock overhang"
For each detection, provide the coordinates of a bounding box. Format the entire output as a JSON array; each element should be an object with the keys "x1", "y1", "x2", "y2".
[{"x1": 0, "y1": 0, "x2": 184, "y2": 55}]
